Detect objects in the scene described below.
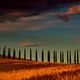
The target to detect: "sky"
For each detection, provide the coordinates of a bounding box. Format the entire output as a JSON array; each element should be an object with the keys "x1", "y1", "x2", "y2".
[{"x1": 0, "y1": 0, "x2": 80, "y2": 62}]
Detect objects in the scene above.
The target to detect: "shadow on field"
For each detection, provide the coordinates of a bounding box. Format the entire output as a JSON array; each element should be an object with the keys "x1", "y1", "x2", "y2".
[
  {"x1": 24, "y1": 69, "x2": 80, "y2": 80},
  {"x1": 0, "y1": 61, "x2": 66, "y2": 72}
]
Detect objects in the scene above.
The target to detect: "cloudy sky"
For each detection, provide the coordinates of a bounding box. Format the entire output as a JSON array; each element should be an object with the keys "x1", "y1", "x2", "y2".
[{"x1": 0, "y1": 0, "x2": 80, "y2": 61}]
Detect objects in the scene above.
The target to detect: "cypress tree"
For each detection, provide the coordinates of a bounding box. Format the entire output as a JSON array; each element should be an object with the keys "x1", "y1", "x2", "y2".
[
  {"x1": 19, "y1": 49, "x2": 21, "y2": 60},
  {"x1": 69, "y1": 50, "x2": 71, "y2": 64},
  {"x1": 24, "y1": 49, "x2": 26, "y2": 60},
  {"x1": 8, "y1": 48, "x2": 11, "y2": 58},
  {"x1": 67, "y1": 50, "x2": 69, "y2": 64},
  {"x1": 30, "y1": 48, "x2": 32, "y2": 61},
  {"x1": 3, "y1": 46, "x2": 6, "y2": 58},
  {"x1": 47, "y1": 50, "x2": 50, "y2": 62},
  {"x1": 60, "y1": 51, "x2": 62, "y2": 63},
  {"x1": 13, "y1": 49, "x2": 16, "y2": 59},
  {"x1": 62, "y1": 51, "x2": 64, "y2": 63},
  {"x1": 77, "y1": 49, "x2": 79, "y2": 64},
  {"x1": 53, "y1": 50, "x2": 55, "y2": 62},
  {"x1": 53, "y1": 50, "x2": 57, "y2": 62},
  {"x1": 42, "y1": 49, "x2": 44, "y2": 62},
  {"x1": 35, "y1": 49, "x2": 38, "y2": 61},
  {"x1": 55, "y1": 50, "x2": 57, "y2": 62},
  {"x1": 74, "y1": 50, "x2": 76, "y2": 64},
  {"x1": 0, "y1": 47, "x2": 1, "y2": 55}
]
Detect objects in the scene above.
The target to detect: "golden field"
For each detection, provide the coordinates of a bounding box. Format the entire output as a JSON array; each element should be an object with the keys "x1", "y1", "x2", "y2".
[{"x1": 0, "y1": 58, "x2": 80, "y2": 80}]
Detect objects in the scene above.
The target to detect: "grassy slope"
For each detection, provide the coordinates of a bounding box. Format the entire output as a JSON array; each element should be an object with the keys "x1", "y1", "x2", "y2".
[{"x1": 0, "y1": 58, "x2": 80, "y2": 80}]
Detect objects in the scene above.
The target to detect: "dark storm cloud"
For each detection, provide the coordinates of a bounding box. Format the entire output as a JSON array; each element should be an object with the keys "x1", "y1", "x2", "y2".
[
  {"x1": 0, "y1": 0, "x2": 48, "y2": 22},
  {"x1": 0, "y1": 0, "x2": 79, "y2": 22},
  {"x1": 0, "y1": 0, "x2": 78, "y2": 9}
]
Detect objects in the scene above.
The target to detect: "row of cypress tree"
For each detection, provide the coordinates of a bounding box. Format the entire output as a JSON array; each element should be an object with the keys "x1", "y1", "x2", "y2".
[{"x1": 1, "y1": 46, "x2": 80, "y2": 64}]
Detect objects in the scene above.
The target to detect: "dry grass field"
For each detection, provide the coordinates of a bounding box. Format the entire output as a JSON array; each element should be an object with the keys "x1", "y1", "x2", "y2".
[{"x1": 0, "y1": 58, "x2": 80, "y2": 80}]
